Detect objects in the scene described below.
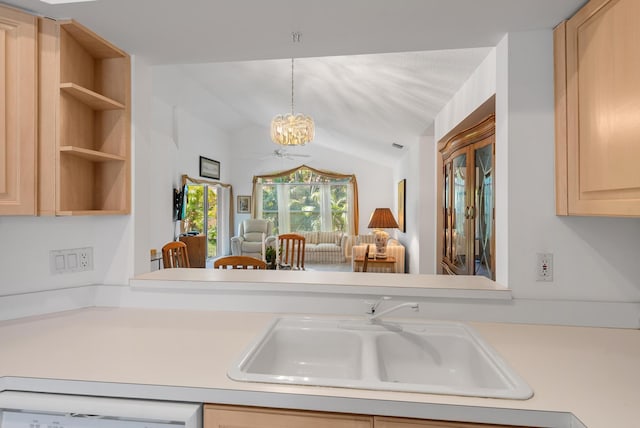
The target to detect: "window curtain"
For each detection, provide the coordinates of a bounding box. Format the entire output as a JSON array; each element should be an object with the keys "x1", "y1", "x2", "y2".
[
  {"x1": 181, "y1": 174, "x2": 234, "y2": 255},
  {"x1": 216, "y1": 185, "x2": 231, "y2": 255},
  {"x1": 347, "y1": 183, "x2": 356, "y2": 235},
  {"x1": 320, "y1": 184, "x2": 332, "y2": 232},
  {"x1": 254, "y1": 185, "x2": 264, "y2": 219},
  {"x1": 251, "y1": 164, "x2": 359, "y2": 235},
  {"x1": 277, "y1": 183, "x2": 291, "y2": 233}
]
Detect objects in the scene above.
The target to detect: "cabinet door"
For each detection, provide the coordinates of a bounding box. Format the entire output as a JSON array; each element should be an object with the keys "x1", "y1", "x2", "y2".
[
  {"x1": 473, "y1": 139, "x2": 495, "y2": 280},
  {"x1": 375, "y1": 416, "x2": 526, "y2": 428},
  {"x1": 449, "y1": 148, "x2": 473, "y2": 275},
  {"x1": 0, "y1": 5, "x2": 37, "y2": 215},
  {"x1": 560, "y1": 0, "x2": 640, "y2": 216},
  {"x1": 204, "y1": 404, "x2": 372, "y2": 428}
]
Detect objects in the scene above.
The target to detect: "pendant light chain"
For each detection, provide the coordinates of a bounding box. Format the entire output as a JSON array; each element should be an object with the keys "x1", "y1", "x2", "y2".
[
  {"x1": 290, "y1": 31, "x2": 300, "y2": 116},
  {"x1": 291, "y1": 57, "x2": 295, "y2": 115}
]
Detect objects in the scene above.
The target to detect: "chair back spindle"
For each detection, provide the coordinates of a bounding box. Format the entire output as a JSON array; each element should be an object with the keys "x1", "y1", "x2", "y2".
[{"x1": 278, "y1": 233, "x2": 306, "y2": 270}]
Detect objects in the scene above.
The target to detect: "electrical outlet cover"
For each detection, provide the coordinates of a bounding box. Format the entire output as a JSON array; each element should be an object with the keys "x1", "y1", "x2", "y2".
[{"x1": 536, "y1": 252, "x2": 553, "y2": 282}]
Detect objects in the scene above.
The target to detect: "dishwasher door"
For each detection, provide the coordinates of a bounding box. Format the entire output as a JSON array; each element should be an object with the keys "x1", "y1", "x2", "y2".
[{"x1": 0, "y1": 391, "x2": 201, "y2": 428}]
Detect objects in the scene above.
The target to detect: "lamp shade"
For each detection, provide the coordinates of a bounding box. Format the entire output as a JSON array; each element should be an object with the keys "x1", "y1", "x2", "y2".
[{"x1": 368, "y1": 208, "x2": 399, "y2": 229}]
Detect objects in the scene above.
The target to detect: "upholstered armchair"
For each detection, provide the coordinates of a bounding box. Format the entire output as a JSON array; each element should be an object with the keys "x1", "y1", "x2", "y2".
[{"x1": 231, "y1": 219, "x2": 276, "y2": 259}]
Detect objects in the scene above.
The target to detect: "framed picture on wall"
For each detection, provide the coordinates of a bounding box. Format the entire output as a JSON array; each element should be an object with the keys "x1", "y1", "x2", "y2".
[
  {"x1": 199, "y1": 156, "x2": 220, "y2": 180},
  {"x1": 237, "y1": 195, "x2": 251, "y2": 214},
  {"x1": 398, "y1": 179, "x2": 406, "y2": 232}
]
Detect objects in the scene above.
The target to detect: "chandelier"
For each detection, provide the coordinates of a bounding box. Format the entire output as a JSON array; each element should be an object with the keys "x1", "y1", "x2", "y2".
[{"x1": 270, "y1": 33, "x2": 315, "y2": 146}]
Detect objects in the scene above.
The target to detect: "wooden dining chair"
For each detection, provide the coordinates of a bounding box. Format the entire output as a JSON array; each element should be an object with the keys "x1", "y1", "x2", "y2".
[
  {"x1": 278, "y1": 233, "x2": 306, "y2": 270},
  {"x1": 162, "y1": 241, "x2": 190, "y2": 268},
  {"x1": 213, "y1": 255, "x2": 267, "y2": 270}
]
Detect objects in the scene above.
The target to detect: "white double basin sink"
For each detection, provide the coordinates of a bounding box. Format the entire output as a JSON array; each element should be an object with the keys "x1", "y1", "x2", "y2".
[{"x1": 228, "y1": 317, "x2": 533, "y2": 400}]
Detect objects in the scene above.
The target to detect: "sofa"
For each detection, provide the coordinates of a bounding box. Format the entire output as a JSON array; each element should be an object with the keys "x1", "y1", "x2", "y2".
[
  {"x1": 290, "y1": 231, "x2": 348, "y2": 264},
  {"x1": 351, "y1": 234, "x2": 405, "y2": 273}
]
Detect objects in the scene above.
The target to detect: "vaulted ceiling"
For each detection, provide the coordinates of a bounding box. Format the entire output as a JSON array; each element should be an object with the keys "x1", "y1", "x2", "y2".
[{"x1": 6, "y1": 0, "x2": 586, "y2": 160}]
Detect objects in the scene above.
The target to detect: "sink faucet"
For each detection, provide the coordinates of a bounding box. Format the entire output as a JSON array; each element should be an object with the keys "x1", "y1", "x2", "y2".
[
  {"x1": 367, "y1": 297, "x2": 419, "y2": 322},
  {"x1": 366, "y1": 296, "x2": 391, "y2": 315}
]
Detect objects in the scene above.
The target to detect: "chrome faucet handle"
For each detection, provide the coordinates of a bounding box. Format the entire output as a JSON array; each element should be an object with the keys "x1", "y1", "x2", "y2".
[
  {"x1": 365, "y1": 296, "x2": 391, "y2": 314},
  {"x1": 368, "y1": 302, "x2": 420, "y2": 322}
]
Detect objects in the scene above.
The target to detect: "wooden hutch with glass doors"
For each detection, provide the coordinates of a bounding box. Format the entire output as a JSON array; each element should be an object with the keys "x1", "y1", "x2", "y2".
[{"x1": 438, "y1": 116, "x2": 495, "y2": 280}]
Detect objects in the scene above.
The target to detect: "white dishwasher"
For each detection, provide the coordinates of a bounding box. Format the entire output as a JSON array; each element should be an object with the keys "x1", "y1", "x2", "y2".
[{"x1": 0, "y1": 391, "x2": 201, "y2": 428}]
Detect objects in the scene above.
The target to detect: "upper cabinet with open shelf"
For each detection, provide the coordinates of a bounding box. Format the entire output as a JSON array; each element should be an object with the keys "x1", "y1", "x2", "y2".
[
  {"x1": 40, "y1": 18, "x2": 131, "y2": 216},
  {"x1": 554, "y1": 0, "x2": 640, "y2": 217}
]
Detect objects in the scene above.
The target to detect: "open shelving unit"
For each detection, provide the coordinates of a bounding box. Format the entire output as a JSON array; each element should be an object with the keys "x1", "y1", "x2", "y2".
[{"x1": 42, "y1": 19, "x2": 131, "y2": 216}]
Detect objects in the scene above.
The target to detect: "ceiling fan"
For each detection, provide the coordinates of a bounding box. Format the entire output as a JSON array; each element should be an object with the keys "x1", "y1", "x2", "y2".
[{"x1": 271, "y1": 148, "x2": 311, "y2": 160}]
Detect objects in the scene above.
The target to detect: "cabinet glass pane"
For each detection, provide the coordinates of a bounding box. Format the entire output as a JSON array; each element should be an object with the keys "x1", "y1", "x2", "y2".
[
  {"x1": 443, "y1": 162, "x2": 451, "y2": 259},
  {"x1": 475, "y1": 144, "x2": 493, "y2": 279},
  {"x1": 452, "y1": 153, "x2": 467, "y2": 271}
]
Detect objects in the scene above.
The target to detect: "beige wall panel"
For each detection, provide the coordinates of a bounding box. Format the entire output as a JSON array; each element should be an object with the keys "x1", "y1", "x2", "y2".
[
  {"x1": 60, "y1": 94, "x2": 95, "y2": 150},
  {"x1": 95, "y1": 161, "x2": 126, "y2": 210},
  {"x1": 60, "y1": 26, "x2": 95, "y2": 90},
  {"x1": 58, "y1": 155, "x2": 95, "y2": 211}
]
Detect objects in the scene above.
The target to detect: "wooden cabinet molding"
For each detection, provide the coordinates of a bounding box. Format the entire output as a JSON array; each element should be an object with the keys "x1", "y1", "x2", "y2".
[
  {"x1": 203, "y1": 404, "x2": 532, "y2": 428},
  {"x1": 204, "y1": 404, "x2": 373, "y2": 428},
  {"x1": 0, "y1": 5, "x2": 37, "y2": 215},
  {"x1": 375, "y1": 416, "x2": 529, "y2": 428},
  {"x1": 555, "y1": 0, "x2": 640, "y2": 216}
]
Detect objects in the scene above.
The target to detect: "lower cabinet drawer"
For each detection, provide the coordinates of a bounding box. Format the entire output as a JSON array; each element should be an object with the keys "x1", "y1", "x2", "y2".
[{"x1": 204, "y1": 404, "x2": 373, "y2": 428}]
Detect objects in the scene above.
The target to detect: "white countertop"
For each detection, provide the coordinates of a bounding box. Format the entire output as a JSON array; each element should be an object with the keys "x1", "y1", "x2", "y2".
[
  {"x1": 131, "y1": 269, "x2": 512, "y2": 299},
  {"x1": 0, "y1": 307, "x2": 638, "y2": 427}
]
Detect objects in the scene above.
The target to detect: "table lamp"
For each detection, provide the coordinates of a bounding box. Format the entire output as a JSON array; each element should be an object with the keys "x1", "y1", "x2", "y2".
[{"x1": 367, "y1": 208, "x2": 399, "y2": 259}]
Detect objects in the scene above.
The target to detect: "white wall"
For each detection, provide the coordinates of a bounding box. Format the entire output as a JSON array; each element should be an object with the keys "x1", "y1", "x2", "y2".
[
  {"x1": 133, "y1": 55, "x2": 153, "y2": 276},
  {"x1": 435, "y1": 30, "x2": 640, "y2": 302},
  {"x1": 147, "y1": 97, "x2": 232, "y2": 256},
  {"x1": 502, "y1": 31, "x2": 640, "y2": 301},
  {"x1": 435, "y1": 48, "x2": 497, "y2": 142},
  {"x1": 0, "y1": 216, "x2": 131, "y2": 295},
  {"x1": 229, "y1": 126, "x2": 395, "y2": 237},
  {"x1": 394, "y1": 136, "x2": 436, "y2": 274}
]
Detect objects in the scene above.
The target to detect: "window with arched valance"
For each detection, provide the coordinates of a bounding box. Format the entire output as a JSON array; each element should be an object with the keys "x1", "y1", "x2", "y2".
[{"x1": 252, "y1": 165, "x2": 359, "y2": 235}]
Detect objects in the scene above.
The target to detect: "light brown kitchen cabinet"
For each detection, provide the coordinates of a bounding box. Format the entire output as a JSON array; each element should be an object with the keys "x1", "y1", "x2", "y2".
[
  {"x1": 375, "y1": 416, "x2": 527, "y2": 428},
  {"x1": 203, "y1": 404, "x2": 530, "y2": 428},
  {"x1": 204, "y1": 404, "x2": 373, "y2": 428},
  {"x1": 0, "y1": 5, "x2": 37, "y2": 215},
  {"x1": 555, "y1": 0, "x2": 640, "y2": 217},
  {"x1": 39, "y1": 18, "x2": 131, "y2": 216}
]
